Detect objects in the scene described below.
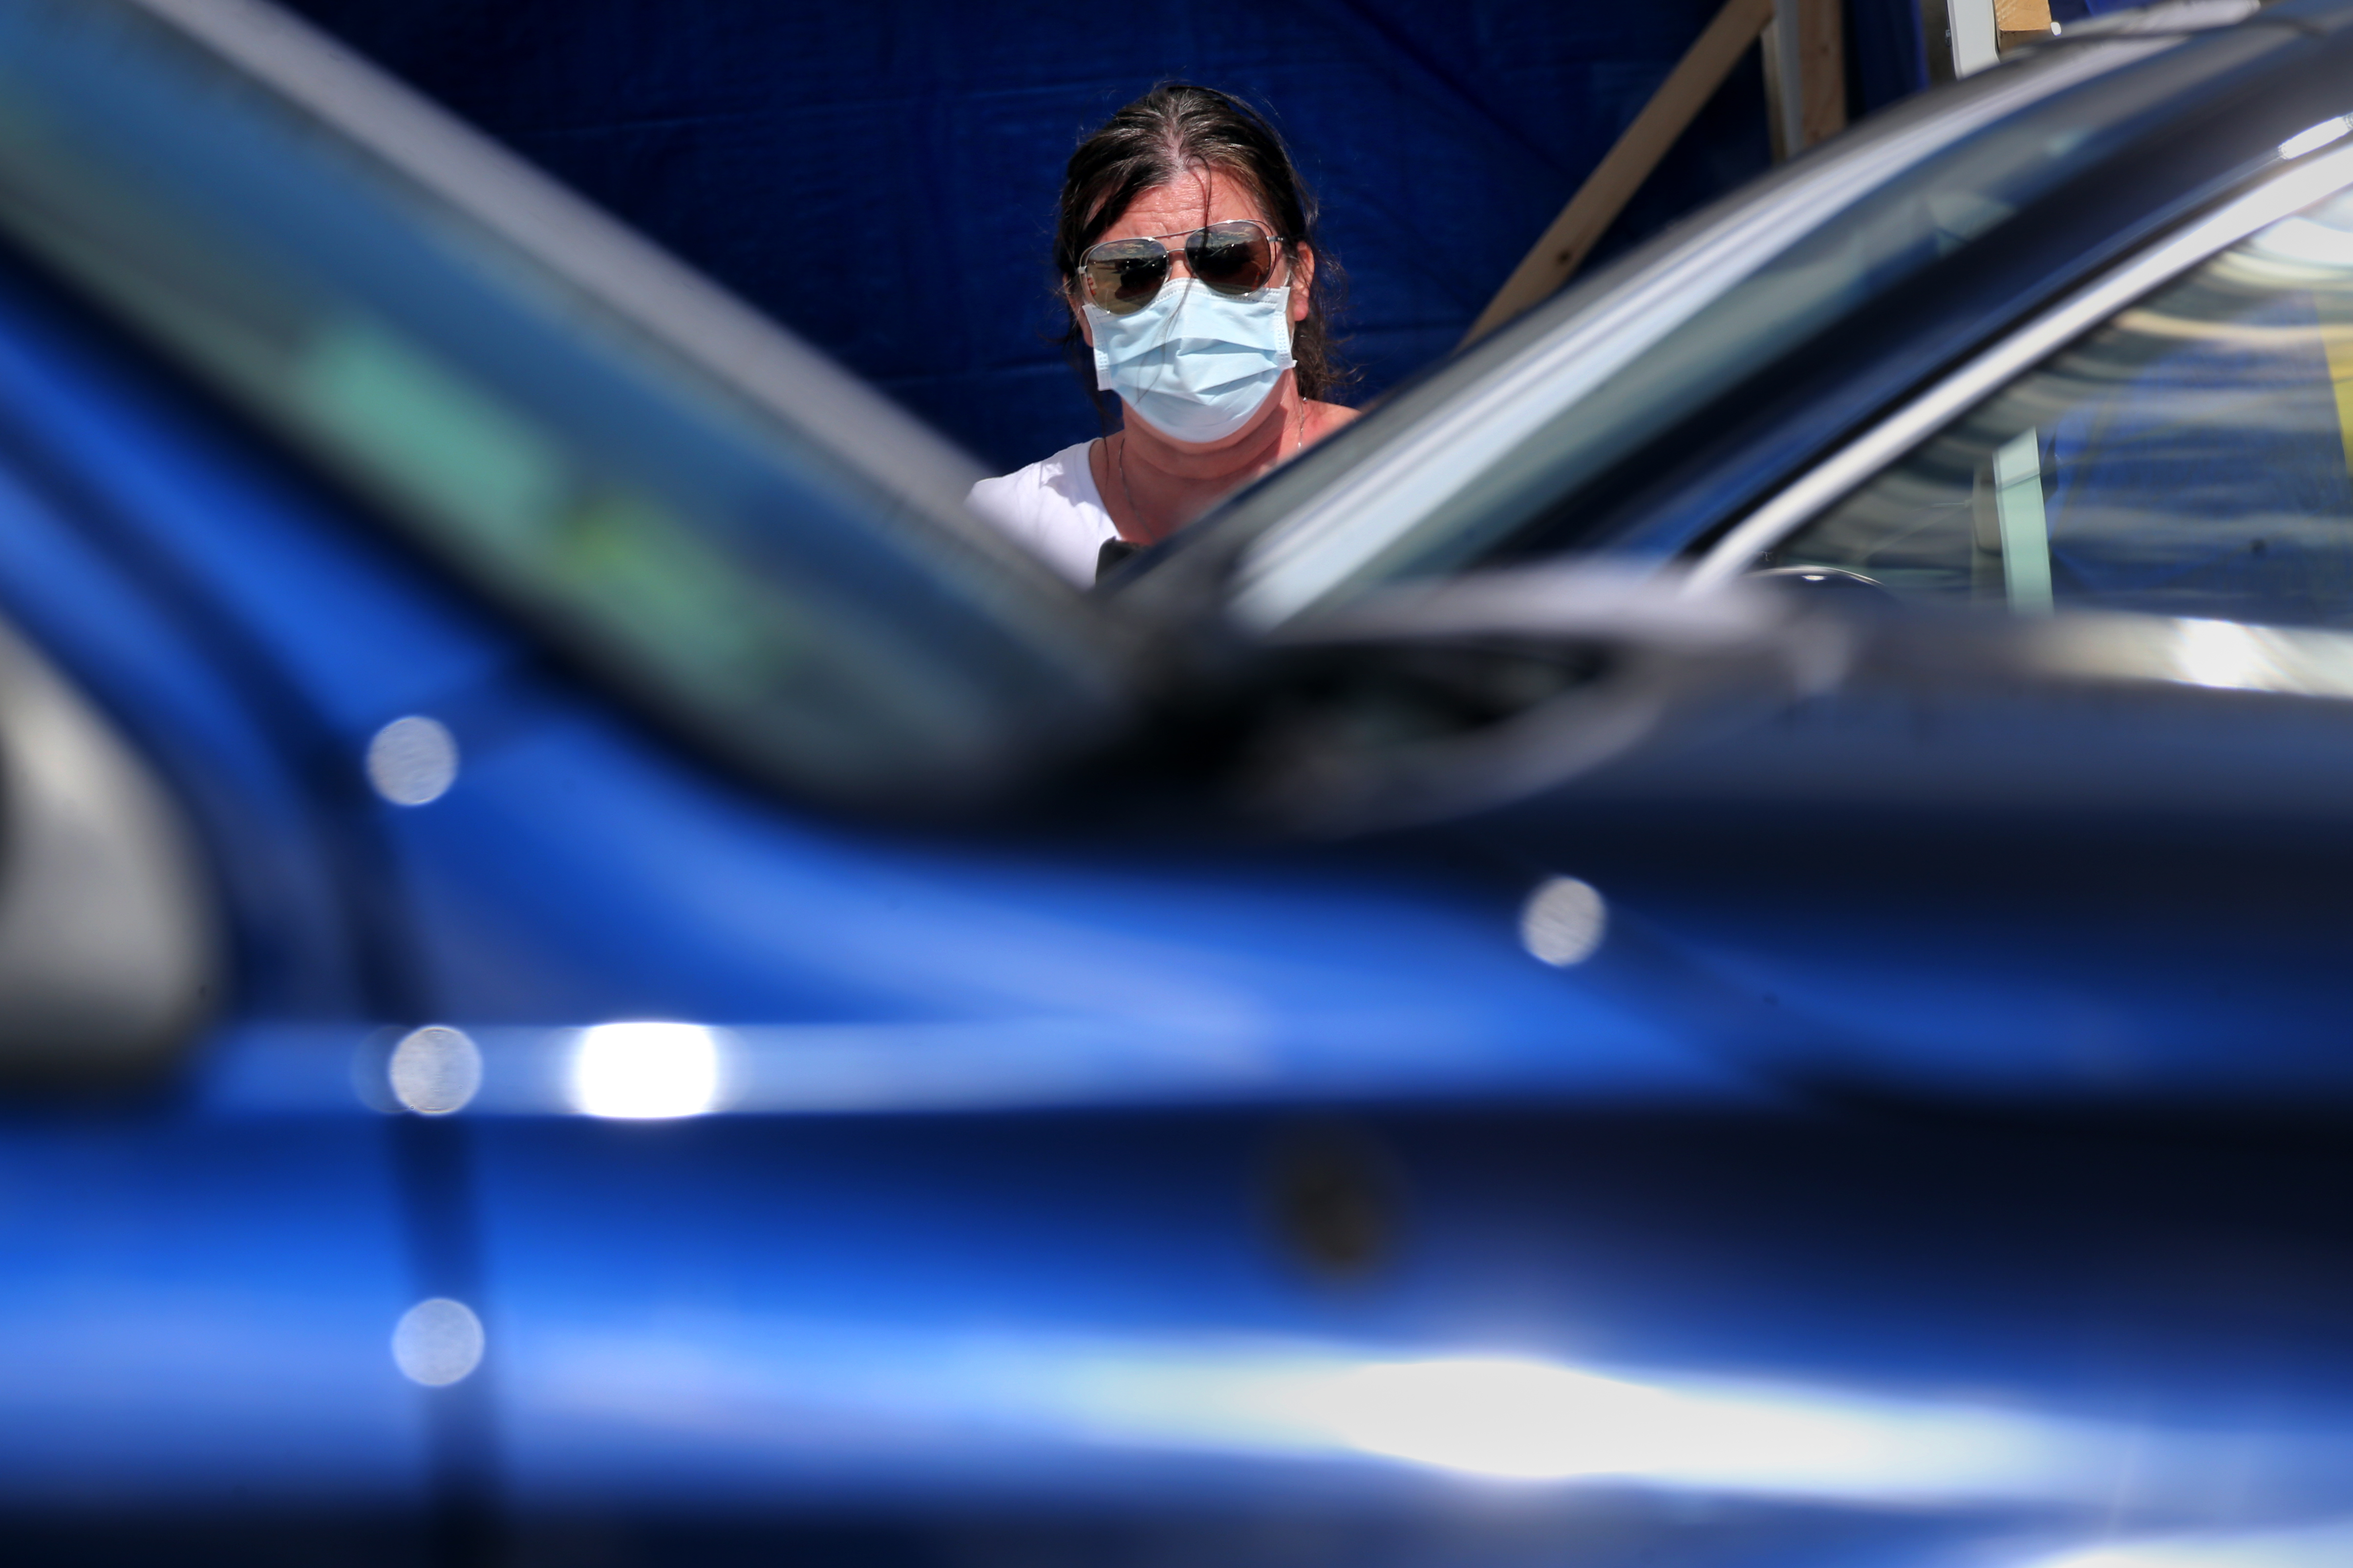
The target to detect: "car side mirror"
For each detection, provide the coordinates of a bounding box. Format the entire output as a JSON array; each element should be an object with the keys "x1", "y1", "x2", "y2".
[
  {"x1": 1200, "y1": 567, "x2": 1851, "y2": 832},
  {"x1": 0, "y1": 617, "x2": 218, "y2": 1085}
]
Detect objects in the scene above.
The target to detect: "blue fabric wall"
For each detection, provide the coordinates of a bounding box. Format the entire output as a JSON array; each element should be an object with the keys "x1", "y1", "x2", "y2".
[{"x1": 286, "y1": 1, "x2": 1923, "y2": 476}]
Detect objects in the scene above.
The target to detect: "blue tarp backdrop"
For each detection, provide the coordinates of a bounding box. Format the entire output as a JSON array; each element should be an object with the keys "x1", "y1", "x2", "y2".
[{"x1": 286, "y1": 1, "x2": 1926, "y2": 476}]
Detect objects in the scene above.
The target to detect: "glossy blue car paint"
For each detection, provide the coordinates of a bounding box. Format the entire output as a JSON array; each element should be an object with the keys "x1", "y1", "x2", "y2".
[
  {"x1": 0, "y1": 257, "x2": 1750, "y2": 1093},
  {"x1": 0, "y1": 159, "x2": 1783, "y2": 1548},
  {"x1": 18, "y1": 4, "x2": 2353, "y2": 1567}
]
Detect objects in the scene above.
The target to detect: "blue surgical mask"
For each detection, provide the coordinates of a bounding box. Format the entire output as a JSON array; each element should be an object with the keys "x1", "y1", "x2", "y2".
[{"x1": 1088, "y1": 279, "x2": 1295, "y2": 444}]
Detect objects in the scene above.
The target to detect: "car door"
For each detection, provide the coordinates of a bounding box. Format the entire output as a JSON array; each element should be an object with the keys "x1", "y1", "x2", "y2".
[{"x1": 0, "y1": 310, "x2": 441, "y2": 1556}]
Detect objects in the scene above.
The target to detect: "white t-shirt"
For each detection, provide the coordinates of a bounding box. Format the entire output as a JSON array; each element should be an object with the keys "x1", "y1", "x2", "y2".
[{"x1": 966, "y1": 439, "x2": 1118, "y2": 587}]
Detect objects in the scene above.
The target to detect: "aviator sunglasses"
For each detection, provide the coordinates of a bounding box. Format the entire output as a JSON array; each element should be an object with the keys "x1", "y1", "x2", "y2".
[{"x1": 1077, "y1": 219, "x2": 1289, "y2": 316}]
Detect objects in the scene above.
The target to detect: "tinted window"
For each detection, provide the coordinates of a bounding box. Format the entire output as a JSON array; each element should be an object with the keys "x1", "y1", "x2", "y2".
[{"x1": 1768, "y1": 187, "x2": 2353, "y2": 626}]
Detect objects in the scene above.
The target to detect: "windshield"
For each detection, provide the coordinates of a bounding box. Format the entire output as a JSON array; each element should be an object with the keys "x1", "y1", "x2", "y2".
[
  {"x1": 0, "y1": 0, "x2": 1118, "y2": 806},
  {"x1": 1213, "y1": 20, "x2": 2298, "y2": 629}
]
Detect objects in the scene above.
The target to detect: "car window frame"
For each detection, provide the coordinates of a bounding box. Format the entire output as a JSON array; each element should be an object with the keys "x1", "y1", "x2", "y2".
[{"x1": 1685, "y1": 127, "x2": 2353, "y2": 596}]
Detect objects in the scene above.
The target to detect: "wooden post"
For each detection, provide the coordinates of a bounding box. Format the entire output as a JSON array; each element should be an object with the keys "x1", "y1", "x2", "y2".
[
  {"x1": 1763, "y1": 9, "x2": 1801, "y2": 161},
  {"x1": 1994, "y1": 0, "x2": 2054, "y2": 55},
  {"x1": 1460, "y1": 0, "x2": 1775, "y2": 348},
  {"x1": 1796, "y1": 0, "x2": 1846, "y2": 148},
  {"x1": 1763, "y1": 0, "x2": 1846, "y2": 160}
]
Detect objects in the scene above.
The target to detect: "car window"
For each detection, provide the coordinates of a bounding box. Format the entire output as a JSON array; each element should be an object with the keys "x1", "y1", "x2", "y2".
[
  {"x1": 1764, "y1": 187, "x2": 2353, "y2": 627},
  {"x1": 1212, "y1": 22, "x2": 2298, "y2": 631},
  {"x1": 0, "y1": 0, "x2": 1116, "y2": 807}
]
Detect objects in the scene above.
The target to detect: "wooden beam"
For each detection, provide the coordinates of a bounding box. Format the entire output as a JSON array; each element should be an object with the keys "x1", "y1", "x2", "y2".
[
  {"x1": 1461, "y1": 0, "x2": 1775, "y2": 348},
  {"x1": 1765, "y1": 0, "x2": 1845, "y2": 161},
  {"x1": 1994, "y1": 0, "x2": 2054, "y2": 55},
  {"x1": 1796, "y1": 0, "x2": 1846, "y2": 149},
  {"x1": 1762, "y1": 9, "x2": 1801, "y2": 161}
]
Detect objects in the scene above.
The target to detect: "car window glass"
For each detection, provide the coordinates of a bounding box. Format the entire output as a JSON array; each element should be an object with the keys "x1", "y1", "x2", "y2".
[{"x1": 1766, "y1": 186, "x2": 2353, "y2": 627}]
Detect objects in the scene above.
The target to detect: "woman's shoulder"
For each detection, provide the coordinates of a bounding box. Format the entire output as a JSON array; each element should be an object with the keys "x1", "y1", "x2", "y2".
[
  {"x1": 966, "y1": 439, "x2": 1115, "y2": 586},
  {"x1": 971, "y1": 440, "x2": 1099, "y2": 507},
  {"x1": 1304, "y1": 400, "x2": 1362, "y2": 442}
]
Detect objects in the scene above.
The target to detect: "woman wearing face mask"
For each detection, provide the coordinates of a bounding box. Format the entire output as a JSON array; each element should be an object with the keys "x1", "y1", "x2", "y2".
[{"x1": 968, "y1": 84, "x2": 1358, "y2": 586}]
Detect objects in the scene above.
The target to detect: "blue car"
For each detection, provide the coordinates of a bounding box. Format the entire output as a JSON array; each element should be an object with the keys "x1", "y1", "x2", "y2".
[{"x1": 13, "y1": 2, "x2": 2353, "y2": 1566}]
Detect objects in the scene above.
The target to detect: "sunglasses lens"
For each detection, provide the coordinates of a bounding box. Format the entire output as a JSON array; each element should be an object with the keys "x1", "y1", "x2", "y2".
[
  {"x1": 1082, "y1": 240, "x2": 1170, "y2": 316},
  {"x1": 1189, "y1": 222, "x2": 1276, "y2": 295}
]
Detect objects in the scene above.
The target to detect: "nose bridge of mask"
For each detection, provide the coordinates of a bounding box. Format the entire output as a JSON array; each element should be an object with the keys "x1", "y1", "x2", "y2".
[{"x1": 1089, "y1": 278, "x2": 1294, "y2": 391}]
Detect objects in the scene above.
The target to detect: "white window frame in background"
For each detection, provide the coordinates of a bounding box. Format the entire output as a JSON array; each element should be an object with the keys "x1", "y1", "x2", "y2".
[{"x1": 1950, "y1": 0, "x2": 2003, "y2": 77}]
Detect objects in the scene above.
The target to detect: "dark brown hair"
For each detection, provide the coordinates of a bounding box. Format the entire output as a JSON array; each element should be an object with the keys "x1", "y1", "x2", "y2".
[{"x1": 1054, "y1": 83, "x2": 1353, "y2": 424}]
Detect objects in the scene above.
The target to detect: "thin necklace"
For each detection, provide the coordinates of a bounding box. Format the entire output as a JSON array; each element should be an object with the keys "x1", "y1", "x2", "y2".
[{"x1": 1115, "y1": 403, "x2": 1304, "y2": 541}]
